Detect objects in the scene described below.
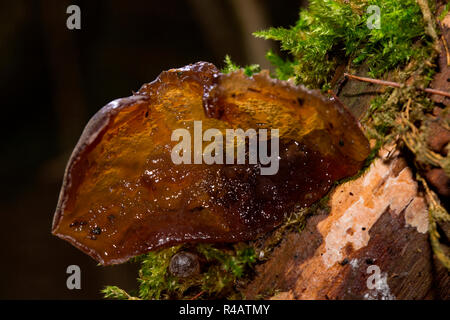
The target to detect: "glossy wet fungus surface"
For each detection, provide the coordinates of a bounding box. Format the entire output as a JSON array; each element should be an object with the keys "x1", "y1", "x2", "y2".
[{"x1": 52, "y1": 62, "x2": 370, "y2": 265}]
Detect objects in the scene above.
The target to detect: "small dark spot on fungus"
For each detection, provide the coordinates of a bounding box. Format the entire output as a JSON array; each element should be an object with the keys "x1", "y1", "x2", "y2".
[
  {"x1": 339, "y1": 139, "x2": 345, "y2": 146},
  {"x1": 365, "y1": 258, "x2": 374, "y2": 265},
  {"x1": 297, "y1": 97, "x2": 304, "y2": 105},
  {"x1": 69, "y1": 220, "x2": 86, "y2": 230},
  {"x1": 362, "y1": 227, "x2": 366, "y2": 231},
  {"x1": 169, "y1": 252, "x2": 200, "y2": 278},
  {"x1": 190, "y1": 206, "x2": 204, "y2": 213},
  {"x1": 91, "y1": 227, "x2": 102, "y2": 235},
  {"x1": 349, "y1": 192, "x2": 354, "y2": 196},
  {"x1": 69, "y1": 221, "x2": 79, "y2": 228}
]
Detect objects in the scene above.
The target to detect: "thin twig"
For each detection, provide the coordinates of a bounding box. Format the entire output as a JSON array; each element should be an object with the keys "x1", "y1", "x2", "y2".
[
  {"x1": 190, "y1": 291, "x2": 204, "y2": 300},
  {"x1": 441, "y1": 35, "x2": 450, "y2": 67},
  {"x1": 344, "y1": 73, "x2": 450, "y2": 98}
]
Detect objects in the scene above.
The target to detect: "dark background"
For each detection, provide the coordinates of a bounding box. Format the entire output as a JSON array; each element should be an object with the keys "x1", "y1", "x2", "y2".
[{"x1": 0, "y1": 0, "x2": 306, "y2": 299}]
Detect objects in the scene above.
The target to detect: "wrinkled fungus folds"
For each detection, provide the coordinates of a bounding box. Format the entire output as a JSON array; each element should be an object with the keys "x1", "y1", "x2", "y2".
[{"x1": 52, "y1": 62, "x2": 370, "y2": 265}]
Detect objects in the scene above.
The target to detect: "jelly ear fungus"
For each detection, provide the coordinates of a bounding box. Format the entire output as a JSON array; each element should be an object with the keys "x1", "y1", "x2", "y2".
[{"x1": 52, "y1": 62, "x2": 370, "y2": 265}]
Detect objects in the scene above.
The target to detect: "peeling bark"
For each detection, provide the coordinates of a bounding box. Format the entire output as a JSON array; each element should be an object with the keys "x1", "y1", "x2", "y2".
[{"x1": 242, "y1": 147, "x2": 449, "y2": 300}]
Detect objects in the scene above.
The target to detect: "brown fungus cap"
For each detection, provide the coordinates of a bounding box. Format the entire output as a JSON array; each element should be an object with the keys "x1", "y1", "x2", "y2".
[{"x1": 52, "y1": 62, "x2": 370, "y2": 265}]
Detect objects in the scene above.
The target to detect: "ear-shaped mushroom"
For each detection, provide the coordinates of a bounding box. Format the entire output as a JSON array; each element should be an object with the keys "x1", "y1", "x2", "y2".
[{"x1": 52, "y1": 62, "x2": 370, "y2": 265}]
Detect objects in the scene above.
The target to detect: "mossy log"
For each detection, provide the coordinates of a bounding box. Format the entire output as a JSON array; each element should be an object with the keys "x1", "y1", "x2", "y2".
[{"x1": 239, "y1": 1, "x2": 450, "y2": 300}]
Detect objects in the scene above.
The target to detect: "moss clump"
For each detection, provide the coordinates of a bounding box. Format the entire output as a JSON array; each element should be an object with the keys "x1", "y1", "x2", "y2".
[
  {"x1": 102, "y1": 286, "x2": 138, "y2": 300},
  {"x1": 103, "y1": 243, "x2": 257, "y2": 300},
  {"x1": 439, "y1": 2, "x2": 450, "y2": 21},
  {"x1": 254, "y1": 0, "x2": 430, "y2": 89}
]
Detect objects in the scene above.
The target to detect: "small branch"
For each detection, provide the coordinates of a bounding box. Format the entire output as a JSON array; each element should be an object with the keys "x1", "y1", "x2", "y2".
[
  {"x1": 190, "y1": 291, "x2": 204, "y2": 300},
  {"x1": 344, "y1": 73, "x2": 450, "y2": 98},
  {"x1": 344, "y1": 73, "x2": 401, "y2": 88}
]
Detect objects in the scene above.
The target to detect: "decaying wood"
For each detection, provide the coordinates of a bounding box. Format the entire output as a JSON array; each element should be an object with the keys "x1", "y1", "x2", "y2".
[
  {"x1": 431, "y1": 5, "x2": 450, "y2": 108},
  {"x1": 242, "y1": 147, "x2": 449, "y2": 299},
  {"x1": 343, "y1": 73, "x2": 450, "y2": 98}
]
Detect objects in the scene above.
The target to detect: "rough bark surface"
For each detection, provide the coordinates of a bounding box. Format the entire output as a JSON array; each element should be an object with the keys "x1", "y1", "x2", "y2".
[
  {"x1": 241, "y1": 5, "x2": 450, "y2": 296},
  {"x1": 242, "y1": 147, "x2": 449, "y2": 299},
  {"x1": 242, "y1": 3, "x2": 450, "y2": 300}
]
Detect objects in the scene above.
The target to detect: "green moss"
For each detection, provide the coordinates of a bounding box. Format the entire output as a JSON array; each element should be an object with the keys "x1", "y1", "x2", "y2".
[
  {"x1": 103, "y1": 243, "x2": 257, "y2": 300},
  {"x1": 439, "y1": 2, "x2": 450, "y2": 21},
  {"x1": 254, "y1": 0, "x2": 430, "y2": 89},
  {"x1": 222, "y1": 55, "x2": 240, "y2": 74},
  {"x1": 137, "y1": 246, "x2": 182, "y2": 299},
  {"x1": 362, "y1": 55, "x2": 437, "y2": 143},
  {"x1": 222, "y1": 55, "x2": 261, "y2": 77},
  {"x1": 265, "y1": 50, "x2": 297, "y2": 80},
  {"x1": 102, "y1": 286, "x2": 136, "y2": 300}
]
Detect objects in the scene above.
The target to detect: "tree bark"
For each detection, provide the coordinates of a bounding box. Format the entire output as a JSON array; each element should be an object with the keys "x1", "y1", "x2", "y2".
[
  {"x1": 240, "y1": 2, "x2": 450, "y2": 300},
  {"x1": 242, "y1": 147, "x2": 448, "y2": 299}
]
